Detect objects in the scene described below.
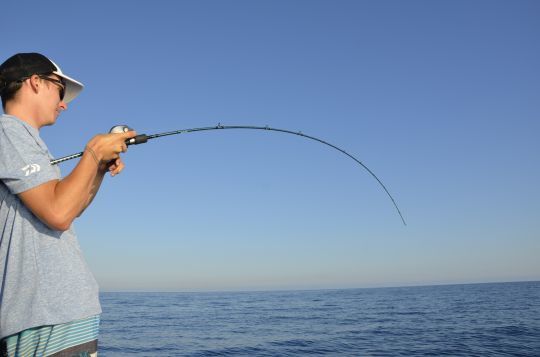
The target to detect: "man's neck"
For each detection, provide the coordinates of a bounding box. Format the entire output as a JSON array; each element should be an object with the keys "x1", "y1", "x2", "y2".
[{"x1": 4, "y1": 105, "x2": 41, "y2": 129}]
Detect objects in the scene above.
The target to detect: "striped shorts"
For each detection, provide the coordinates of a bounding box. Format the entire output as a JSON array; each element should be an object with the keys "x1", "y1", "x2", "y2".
[{"x1": 0, "y1": 315, "x2": 100, "y2": 357}]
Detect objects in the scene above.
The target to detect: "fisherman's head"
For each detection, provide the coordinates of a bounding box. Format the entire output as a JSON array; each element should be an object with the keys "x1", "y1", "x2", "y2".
[{"x1": 0, "y1": 53, "x2": 83, "y2": 111}]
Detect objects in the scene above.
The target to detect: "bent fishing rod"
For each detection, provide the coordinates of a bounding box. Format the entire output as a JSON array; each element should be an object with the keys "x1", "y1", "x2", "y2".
[{"x1": 51, "y1": 124, "x2": 407, "y2": 226}]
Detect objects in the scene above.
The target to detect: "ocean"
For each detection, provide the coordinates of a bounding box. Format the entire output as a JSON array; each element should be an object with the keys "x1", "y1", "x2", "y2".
[{"x1": 99, "y1": 281, "x2": 539, "y2": 356}]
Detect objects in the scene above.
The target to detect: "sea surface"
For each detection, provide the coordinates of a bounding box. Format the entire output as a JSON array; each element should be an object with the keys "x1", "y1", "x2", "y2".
[{"x1": 99, "y1": 281, "x2": 540, "y2": 356}]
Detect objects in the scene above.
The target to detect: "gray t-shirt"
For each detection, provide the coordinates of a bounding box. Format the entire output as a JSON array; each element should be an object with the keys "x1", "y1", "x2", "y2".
[{"x1": 0, "y1": 114, "x2": 101, "y2": 339}]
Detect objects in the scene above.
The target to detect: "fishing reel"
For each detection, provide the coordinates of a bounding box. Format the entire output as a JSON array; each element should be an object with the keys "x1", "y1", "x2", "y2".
[
  {"x1": 109, "y1": 125, "x2": 148, "y2": 146},
  {"x1": 109, "y1": 124, "x2": 133, "y2": 134}
]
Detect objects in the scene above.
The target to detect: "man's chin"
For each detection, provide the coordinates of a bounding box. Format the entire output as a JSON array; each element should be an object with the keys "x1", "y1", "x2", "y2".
[{"x1": 43, "y1": 117, "x2": 57, "y2": 127}]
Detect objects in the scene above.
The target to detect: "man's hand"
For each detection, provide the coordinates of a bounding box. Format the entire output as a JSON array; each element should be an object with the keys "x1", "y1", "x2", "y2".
[
  {"x1": 104, "y1": 157, "x2": 125, "y2": 177},
  {"x1": 87, "y1": 130, "x2": 137, "y2": 164}
]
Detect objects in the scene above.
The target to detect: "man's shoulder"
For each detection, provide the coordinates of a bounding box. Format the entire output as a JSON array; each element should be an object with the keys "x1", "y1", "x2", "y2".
[
  {"x1": 0, "y1": 114, "x2": 20, "y2": 125},
  {"x1": 0, "y1": 115, "x2": 38, "y2": 143},
  {"x1": 0, "y1": 115, "x2": 28, "y2": 134}
]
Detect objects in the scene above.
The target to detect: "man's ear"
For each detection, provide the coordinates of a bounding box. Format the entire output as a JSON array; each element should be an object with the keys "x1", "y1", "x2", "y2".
[{"x1": 29, "y1": 74, "x2": 41, "y2": 94}]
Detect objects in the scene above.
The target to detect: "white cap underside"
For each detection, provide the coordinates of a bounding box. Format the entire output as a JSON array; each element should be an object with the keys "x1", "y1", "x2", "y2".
[{"x1": 49, "y1": 58, "x2": 84, "y2": 103}]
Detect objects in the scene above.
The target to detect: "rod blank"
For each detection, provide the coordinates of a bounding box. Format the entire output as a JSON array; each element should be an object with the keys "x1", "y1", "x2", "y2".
[{"x1": 50, "y1": 124, "x2": 406, "y2": 225}]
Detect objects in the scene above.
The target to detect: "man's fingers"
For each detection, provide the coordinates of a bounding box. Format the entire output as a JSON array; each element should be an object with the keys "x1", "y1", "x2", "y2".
[
  {"x1": 109, "y1": 158, "x2": 125, "y2": 177},
  {"x1": 120, "y1": 130, "x2": 137, "y2": 139}
]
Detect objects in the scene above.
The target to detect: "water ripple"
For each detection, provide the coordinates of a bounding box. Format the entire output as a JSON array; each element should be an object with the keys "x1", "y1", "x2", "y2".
[{"x1": 99, "y1": 281, "x2": 540, "y2": 356}]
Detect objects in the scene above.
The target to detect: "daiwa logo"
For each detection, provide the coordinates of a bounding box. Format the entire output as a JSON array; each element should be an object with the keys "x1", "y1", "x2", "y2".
[{"x1": 22, "y1": 164, "x2": 41, "y2": 176}]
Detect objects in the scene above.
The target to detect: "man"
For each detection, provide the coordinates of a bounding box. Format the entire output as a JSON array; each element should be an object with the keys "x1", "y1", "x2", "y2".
[{"x1": 0, "y1": 53, "x2": 136, "y2": 356}]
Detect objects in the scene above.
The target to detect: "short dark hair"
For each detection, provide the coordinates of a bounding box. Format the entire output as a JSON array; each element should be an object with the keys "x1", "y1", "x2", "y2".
[
  {"x1": 0, "y1": 53, "x2": 57, "y2": 111},
  {"x1": 0, "y1": 80, "x2": 23, "y2": 110}
]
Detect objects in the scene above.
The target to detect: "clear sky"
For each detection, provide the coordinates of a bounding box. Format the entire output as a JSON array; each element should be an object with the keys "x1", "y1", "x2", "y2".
[{"x1": 2, "y1": 0, "x2": 539, "y2": 291}]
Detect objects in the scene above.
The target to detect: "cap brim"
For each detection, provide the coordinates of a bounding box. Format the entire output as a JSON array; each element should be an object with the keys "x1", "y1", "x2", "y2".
[{"x1": 53, "y1": 71, "x2": 83, "y2": 103}]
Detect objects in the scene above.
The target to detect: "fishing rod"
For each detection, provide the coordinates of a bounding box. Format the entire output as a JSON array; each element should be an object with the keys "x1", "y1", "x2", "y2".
[{"x1": 51, "y1": 124, "x2": 407, "y2": 225}]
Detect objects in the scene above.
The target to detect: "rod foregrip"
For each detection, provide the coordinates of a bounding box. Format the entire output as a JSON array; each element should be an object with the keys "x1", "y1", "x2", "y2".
[
  {"x1": 109, "y1": 125, "x2": 147, "y2": 145},
  {"x1": 126, "y1": 134, "x2": 148, "y2": 146}
]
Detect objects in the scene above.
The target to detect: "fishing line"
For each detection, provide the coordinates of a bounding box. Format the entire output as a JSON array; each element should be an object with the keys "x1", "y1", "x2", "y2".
[{"x1": 50, "y1": 124, "x2": 406, "y2": 225}]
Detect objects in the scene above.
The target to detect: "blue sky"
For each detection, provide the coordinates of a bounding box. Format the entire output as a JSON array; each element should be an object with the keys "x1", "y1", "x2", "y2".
[{"x1": 2, "y1": 0, "x2": 539, "y2": 291}]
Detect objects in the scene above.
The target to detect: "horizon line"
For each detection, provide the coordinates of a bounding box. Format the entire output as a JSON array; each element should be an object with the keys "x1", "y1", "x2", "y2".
[{"x1": 100, "y1": 279, "x2": 539, "y2": 294}]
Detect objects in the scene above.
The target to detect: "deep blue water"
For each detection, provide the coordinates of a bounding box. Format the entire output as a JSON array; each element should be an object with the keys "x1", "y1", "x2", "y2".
[{"x1": 99, "y1": 281, "x2": 540, "y2": 356}]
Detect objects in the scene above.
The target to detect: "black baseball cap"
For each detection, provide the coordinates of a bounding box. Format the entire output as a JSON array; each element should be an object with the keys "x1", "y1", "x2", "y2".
[{"x1": 0, "y1": 53, "x2": 83, "y2": 103}]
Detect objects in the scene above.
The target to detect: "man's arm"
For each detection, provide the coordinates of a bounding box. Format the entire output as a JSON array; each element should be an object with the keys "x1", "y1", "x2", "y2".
[
  {"x1": 18, "y1": 131, "x2": 135, "y2": 231},
  {"x1": 78, "y1": 157, "x2": 125, "y2": 216}
]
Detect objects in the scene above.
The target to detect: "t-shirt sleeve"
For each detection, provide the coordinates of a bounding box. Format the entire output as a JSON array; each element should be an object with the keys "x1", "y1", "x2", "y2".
[{"x1": 0, "y1": 124, "x2": 59, "y2": 194}]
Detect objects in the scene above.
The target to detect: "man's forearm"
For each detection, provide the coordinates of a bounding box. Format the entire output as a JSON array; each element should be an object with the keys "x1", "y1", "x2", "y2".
[
  {"x1": 53, "y1": 150, "x2": 106, "y2": 224},
  {"x1": 78, "y1": 165, "x2": 107, "y2": 216}
]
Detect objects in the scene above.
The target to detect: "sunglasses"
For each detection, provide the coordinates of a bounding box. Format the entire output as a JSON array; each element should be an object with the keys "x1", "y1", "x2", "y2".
[
  {"x1": 38, "y1": 75, "x2": 66, "y2": 101},
  {"x1": 18, "y1": 74, "x2": 66, "y2": 101}
]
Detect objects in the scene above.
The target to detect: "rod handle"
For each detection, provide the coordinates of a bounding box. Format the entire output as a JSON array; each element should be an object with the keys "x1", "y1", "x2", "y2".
[
  {"x1": 109, "y1": 125, "x2": 148, "y2": 146},
  {"x1": 126, "y1": 134, "x2": 148, "y2": 146}
]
